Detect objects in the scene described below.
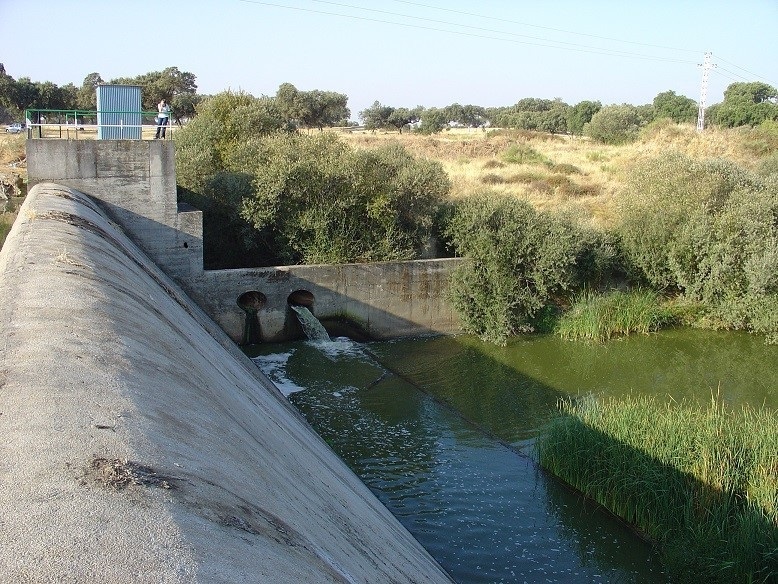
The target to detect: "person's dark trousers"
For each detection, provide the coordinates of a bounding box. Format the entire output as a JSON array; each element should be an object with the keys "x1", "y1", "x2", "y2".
[{"x1": 155, "y1": 118, "x2": 169, "y2": 139}]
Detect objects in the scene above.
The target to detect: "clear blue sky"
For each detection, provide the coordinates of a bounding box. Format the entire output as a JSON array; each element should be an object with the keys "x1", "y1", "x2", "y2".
[{"x1": 2, "y1": 0, "x2": 776, "y2": 121}]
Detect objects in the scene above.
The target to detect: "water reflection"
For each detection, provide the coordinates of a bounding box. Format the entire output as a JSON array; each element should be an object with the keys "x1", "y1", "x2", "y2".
[
  {"x1": 370, "y1": 329, "x2": 777, "y2": 446},
  {"x1": 250, "y1": 337, "x2": 669, "y2": 583}
]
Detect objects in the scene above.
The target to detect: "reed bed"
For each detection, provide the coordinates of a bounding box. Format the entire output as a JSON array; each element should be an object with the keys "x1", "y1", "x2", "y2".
[
  {"x1": 537, "y1": 394, "x2": 778, "y2": 583},
  {"x1": 556, "y1": 288, "x2": 674, "y2": 342}
]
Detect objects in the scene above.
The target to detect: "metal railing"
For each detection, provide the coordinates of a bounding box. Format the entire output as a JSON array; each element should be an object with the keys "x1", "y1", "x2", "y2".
[{"x1": 23, "y1": 109, "x2": 177, "y2": 140}]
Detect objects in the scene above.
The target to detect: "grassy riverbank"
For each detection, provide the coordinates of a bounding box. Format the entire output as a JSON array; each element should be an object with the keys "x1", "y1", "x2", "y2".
[
  {"x1": 345, "y1": 123, "x2": 778, "y2": 345},
  {"x1": 537, "y1": 395, "x2": 778, "y2": 583},
  {"x1": 555, "y1": 289, "x2": 693, "y2": 343}
]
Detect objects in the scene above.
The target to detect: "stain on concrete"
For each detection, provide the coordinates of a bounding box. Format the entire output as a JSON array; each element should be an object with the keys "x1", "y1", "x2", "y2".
[{"x1": 87, "y1": 457, "x2": 177, "y2": 491}]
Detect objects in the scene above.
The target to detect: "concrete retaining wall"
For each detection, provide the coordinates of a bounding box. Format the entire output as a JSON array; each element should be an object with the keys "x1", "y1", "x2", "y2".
[
  {"x1": 0, "y1": 183, "x2": 452, "y2": 583},
  {"x1": 189, "y1": 258, "x2": 462, "y2": 343},
  {"x1": 26, "y1": 139, "x2": 204, "y2": 279}
]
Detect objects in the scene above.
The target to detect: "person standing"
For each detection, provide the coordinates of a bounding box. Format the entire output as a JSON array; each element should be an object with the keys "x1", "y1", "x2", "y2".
[{"x1": 155, "y1": 99, "x2": 171, "y2": 139}]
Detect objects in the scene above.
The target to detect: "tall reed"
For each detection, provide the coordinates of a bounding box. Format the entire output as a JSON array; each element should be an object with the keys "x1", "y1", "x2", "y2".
[
  {"x1": 537, "y1": 394, "x2": 778, "y2": 583},
  {"x1": 556, "y1": 288, "x2": 674, "y2": 342}
]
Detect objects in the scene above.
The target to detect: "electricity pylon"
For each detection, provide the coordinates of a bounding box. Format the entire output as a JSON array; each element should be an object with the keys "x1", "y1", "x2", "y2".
[{"x1": 697, "y1": 52, "x2": 716, "y2": 131}]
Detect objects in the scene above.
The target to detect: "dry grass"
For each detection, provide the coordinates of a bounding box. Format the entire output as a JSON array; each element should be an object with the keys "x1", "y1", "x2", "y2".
[
  {"x1": 54, "y1": 248, "x2": 86, "y2": 268},
  {"x1": 0, "y1": 133, "x2": 26, "y2": 166},
  {"x1": 0, "y1": 133, "x2": 27, "y2": 192},
  {"x1": 86, "y1": 456, "x2": 174, "y2": 491},
  {"x1": 340, "y1": 124, "x2": 772, "y2": 231},
  {"x1": 341, "y1": 129, "x2": 624, "y2": 229}
]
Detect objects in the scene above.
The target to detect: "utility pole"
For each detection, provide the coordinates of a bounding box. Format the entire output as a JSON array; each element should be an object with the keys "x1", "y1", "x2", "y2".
[{"x1": 696, "y1": 52, "x2": 716, "y2": 132}]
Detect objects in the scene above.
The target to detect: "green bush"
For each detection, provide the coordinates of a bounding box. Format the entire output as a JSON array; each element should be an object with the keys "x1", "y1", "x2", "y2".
[
  {"x1": 756, "y1": 151, "x2": 778, "y2": 177},
  {"x1": 736, "y1": 120, "x2": 778, "y2": 157},
  {"x1": 176, "y1": 91, "x2": 287, "y2": 194},
  {"x1": 617, "y1": 152, "x2": 778, "y2": 341},
  {"x1": 501, "y1": 144, "x2": 548, "y2": 165},
  {"x1": 174, "y1": 91, "x2": 289, "y2": 267},
  {"x1": 547, "y1": 163, "x2": 582, "y2": 175},
  {"x1": 176, "y1": 91, "x2": 450, "y2": 267},
  {"x1": 444, "y1": 194, "x2": 602, "y2": 345},
  {"x1": 239, "y1": 133, "x2": 450, "y2": 265},
  {"x1": 584, "y1": 104, "x2": 643, "y2": 145}
]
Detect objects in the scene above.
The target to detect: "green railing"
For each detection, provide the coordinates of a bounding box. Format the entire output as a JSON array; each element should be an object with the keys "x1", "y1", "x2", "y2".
[{"x1": 23, "y1": 109, "x2": 176, "y2": 140}]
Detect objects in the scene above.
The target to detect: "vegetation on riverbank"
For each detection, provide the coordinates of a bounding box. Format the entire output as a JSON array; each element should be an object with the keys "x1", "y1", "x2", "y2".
[
  {"x1": 616, "y1": 150, "x2": 778, "y2": 342},
  {"x1": 416, "y1": 122, "x2": 778, "y2": 345},
  {"x1": 0, "y1": 133, "x2": 26, "y2": 248},
  {"x1": 537, "y1": 395, "x2": 778, "y2": 583},
  {"x1": 555, "y1": 289, "x2": 677, "y2": 343},
  {"x1": 174, "y1": 103, "x2": 778, "y2": 343},
  {"x1": 176, "y1": 92, "x2": 450, "y2": 268},
  {"x1": 443, "y1": 194, "x2": 614, "y2": 345}
]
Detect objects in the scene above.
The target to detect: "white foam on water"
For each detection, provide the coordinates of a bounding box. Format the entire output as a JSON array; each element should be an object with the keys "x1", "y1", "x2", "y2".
[
  {"x1": 251, "y1": 350, "x2": 307, "y2": 396},
  {"x1": 312, "y1": 337, "x2": 366, "y2": 361}
]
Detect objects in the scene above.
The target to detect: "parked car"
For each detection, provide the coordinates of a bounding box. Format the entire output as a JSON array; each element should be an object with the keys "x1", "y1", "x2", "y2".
[{"x1": 5, "y1": 123, "x2": 23, "y2": 134}]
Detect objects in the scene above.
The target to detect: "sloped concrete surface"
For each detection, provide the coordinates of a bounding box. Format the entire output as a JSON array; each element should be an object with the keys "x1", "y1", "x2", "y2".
[{"x1": 0, "y1": 183, "x2": 452, "y2": 583}]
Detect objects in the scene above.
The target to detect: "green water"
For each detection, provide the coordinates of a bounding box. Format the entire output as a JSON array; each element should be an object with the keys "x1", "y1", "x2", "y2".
[
  {"x1": 248, "y1": 329, "x2": 776, "y2": 583},
  {"x1": 369, "y1": 328, "x2": 778, "y2": 448}
]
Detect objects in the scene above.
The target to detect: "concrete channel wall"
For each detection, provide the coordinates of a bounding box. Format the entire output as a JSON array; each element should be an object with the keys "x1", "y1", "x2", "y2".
[
  {"x1": 26, "y1": 140, "x2": 463, "y2": 343},
  {"x1": 190, "y1": 258, "x2": 462, "y2": 343},
  {"x1": 0, "y1": 182, "x2": 453, "y2": 583}
]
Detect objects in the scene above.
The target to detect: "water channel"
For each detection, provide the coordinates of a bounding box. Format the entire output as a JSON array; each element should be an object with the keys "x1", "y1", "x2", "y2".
[{"x1": 247, "y1": 329, "x2": 777, "y2": 583}]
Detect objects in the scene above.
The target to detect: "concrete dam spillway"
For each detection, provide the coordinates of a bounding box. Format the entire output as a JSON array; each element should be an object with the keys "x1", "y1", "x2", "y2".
[{"x1": 0, "y1": 180, "x2": 453, "y2": 580}]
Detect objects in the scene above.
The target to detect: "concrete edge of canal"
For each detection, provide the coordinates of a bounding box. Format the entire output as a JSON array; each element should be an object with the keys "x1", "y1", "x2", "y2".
[{"x1": 0, "y1": 182, "x2": 453, "y2": 583}]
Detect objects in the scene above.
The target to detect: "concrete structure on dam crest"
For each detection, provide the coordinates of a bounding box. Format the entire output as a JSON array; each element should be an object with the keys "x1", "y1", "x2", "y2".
[{"x1": 0, "y1": 140, "x2": 457, "y2": 582}]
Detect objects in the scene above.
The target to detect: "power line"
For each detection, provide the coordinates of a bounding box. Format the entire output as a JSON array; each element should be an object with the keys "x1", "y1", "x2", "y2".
[
  {"x1": 716, "y1": 66, "x2": 752, "y2": 83},
  {"x1": 713, "y1": 54, "x2": 775, "y2": 86},
  {"x1": 238, "y1": 0, "x2": 773, "y2": 100},
  {"x1": 388, "y1": 0, "x2": 701, "y2": 55},
  {"x1": 238, "y1": 0, "x2": 698, "y2": 65},
  {"x1": 385, "y1": 1, "x2": 776, "y2": 89},
  {"x1": 712, "y1": 67, "x2": 748, "y2": 84},
  {"x1": 311, "y1": 0, "x2": 696, "y2": 58}
]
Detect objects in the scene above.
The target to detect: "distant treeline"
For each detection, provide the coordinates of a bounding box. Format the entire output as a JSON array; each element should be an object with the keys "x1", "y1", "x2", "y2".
[
  {"x1": 1, "y1": 62, "x2": 776, "y2": 134},
  {"x1": 359, "y1": 83, "x2": 778, "y2": 139}
]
